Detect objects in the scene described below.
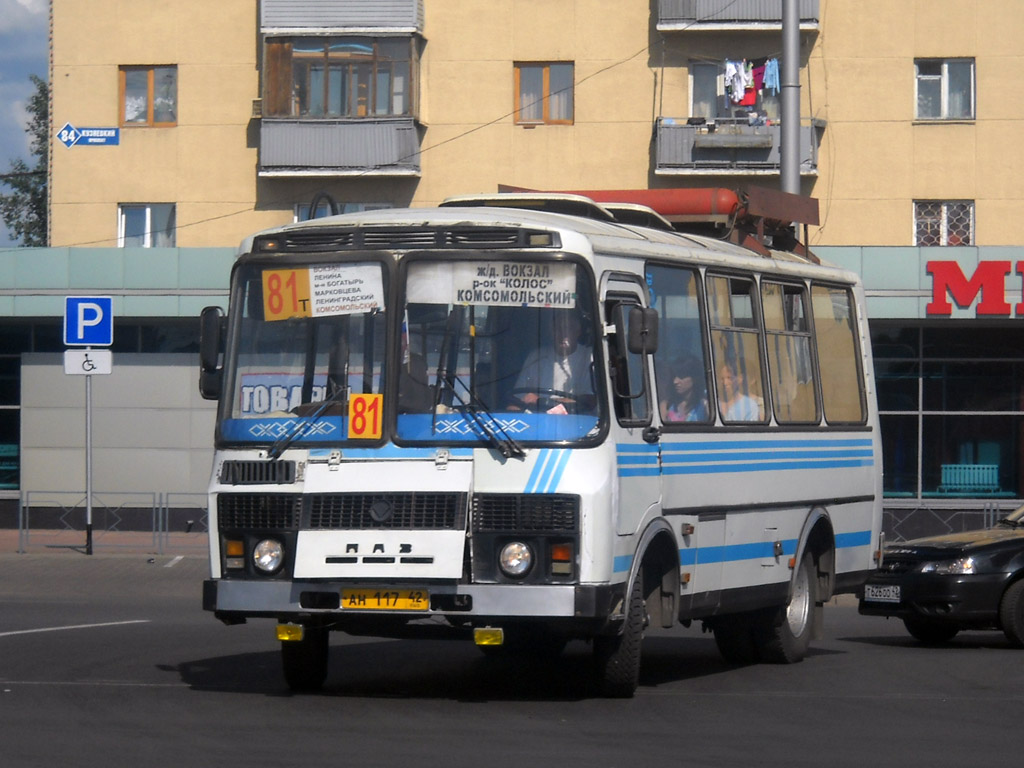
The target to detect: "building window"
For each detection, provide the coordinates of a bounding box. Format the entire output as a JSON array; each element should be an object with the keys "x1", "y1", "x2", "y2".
[
  {"x1": 915, "y1": 59, "x2": 974, "y2": 120},
  {"x1": 264, "y1": 37, "x2": 417, "y2": 119},
  {"x1": 914, "y1": 201, "x2": 973, "y2": 246},
  {"x1": 294, "y1": 201, "x2": 393, "y2": 222},
  {"x1": 118, "y1": 204, "x2": 176, "y2": 247},
  {"x1": 120, "y1": 66, "x2": 177, "y2": 126},
  {"x1": 514, "y1": 63, "x2": 574, "y2": 125}
]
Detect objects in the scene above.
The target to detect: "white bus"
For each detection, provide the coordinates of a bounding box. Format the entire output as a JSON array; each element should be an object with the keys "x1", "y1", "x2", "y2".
[{"x1": 199, "y1": 192, "x2": 882, "y2": 697}]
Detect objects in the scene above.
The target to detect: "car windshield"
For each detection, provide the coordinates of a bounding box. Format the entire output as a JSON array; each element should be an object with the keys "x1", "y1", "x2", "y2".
[
  {"x1": 218, "y1": 260, "x2": 387, "y2": 447},
  {"x1": 396, "y1": 257, "x2": 603, "y2": 445}
]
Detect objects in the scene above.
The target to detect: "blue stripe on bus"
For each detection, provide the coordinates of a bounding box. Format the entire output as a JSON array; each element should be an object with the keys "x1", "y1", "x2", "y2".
[
  {"x1": 613, "y1": 554, "x2": 634, "y2": 573},
  {"x1": 835, "y1": 530, "x2": 873, "y2": 548},
  {"x1": 675, "y1": 529, "x2": 872, "y2": 567},
  {"x1": 616, "y1": 439, "x2": 876, "y2": 477},
  {"x1": 664, "y1": 438, "x2": 875, "y2": 451},
  {"x1": 525, "y1": 449, "x2": 572, "y2": 494}
]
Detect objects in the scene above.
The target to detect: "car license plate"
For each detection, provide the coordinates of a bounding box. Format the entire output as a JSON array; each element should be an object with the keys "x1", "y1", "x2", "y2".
[
  {"x1": 341, "y1": 588, "x2": 429, "y2": 611},
  {"x1": 864, "y1": 584, "x2": 901, "y2": 603}
]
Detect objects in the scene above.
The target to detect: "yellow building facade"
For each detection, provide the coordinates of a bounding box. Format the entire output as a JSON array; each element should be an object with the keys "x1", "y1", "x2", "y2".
[{"x1": 49, "y1": 0, "x2": 1024, "y2": 249}]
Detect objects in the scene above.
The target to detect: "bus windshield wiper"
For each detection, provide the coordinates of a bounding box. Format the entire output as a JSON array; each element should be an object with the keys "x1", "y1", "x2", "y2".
[
  {"x1": 996, "y1": 517, "x2": 1021, "y2": 528},
  {"x1": 443, "y1": 375, "x2": 525, "y2": 459},
  {"x1": 267, "y1": 385, "x2": 348, "y2": 460}
]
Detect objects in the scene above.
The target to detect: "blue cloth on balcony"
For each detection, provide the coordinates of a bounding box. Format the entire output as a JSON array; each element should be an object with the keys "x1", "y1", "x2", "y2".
[{"x1": 763, "y1": 58, "x2": 780, "y2": 94}]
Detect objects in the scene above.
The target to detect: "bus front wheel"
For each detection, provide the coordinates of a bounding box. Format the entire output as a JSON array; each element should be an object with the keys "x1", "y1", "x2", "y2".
[
  {"x1": 281, "y1": 626, "x2": 329, "y2": 692},
  {"x1": 593, "y1": 575, "x2": 646, "y2": 698}
]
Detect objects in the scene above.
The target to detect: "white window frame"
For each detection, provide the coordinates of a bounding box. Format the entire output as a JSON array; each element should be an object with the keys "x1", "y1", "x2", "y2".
[
  {"x1": 915, "y1": 58, "x2": 975, "y2": 120},
  {"x1": 118, "y1": 203, "x2": 176, "y2": 247}
]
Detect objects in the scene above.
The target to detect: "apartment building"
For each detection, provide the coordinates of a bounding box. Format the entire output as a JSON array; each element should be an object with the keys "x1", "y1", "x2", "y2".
[{"x1": 4, "y1": 0, "x2": 1022, "y2": 534}]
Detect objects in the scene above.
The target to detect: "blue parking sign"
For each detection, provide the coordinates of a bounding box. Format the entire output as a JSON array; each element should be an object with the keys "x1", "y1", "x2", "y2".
[{"x1": 64, "y1": 296, "x2": 114, "y2": 346}]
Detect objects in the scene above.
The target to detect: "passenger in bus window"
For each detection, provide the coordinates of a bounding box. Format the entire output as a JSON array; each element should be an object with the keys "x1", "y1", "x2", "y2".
[
  {"x1": 718, "y1": 361, "x2": 761, "y2": 421},
  {"x1": 510, "y1": 311, "x2": 594, "y2": 413},
  {"x1": 660, "y1": 357, "x2": 709, "y2": 423}
]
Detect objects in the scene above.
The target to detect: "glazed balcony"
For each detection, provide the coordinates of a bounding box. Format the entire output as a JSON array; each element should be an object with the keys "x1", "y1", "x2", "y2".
[
  {"x1": 258, "y1": 118, "x2": 421, "y2": 177},
  {"x1": 657, "y1": 0, "x2": 819, "y2": 31},
  {"x1": 654, "y1": 117, "x2": 825, "y2": 176}
]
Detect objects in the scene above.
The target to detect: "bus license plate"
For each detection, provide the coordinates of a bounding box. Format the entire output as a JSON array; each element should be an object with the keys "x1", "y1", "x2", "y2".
[
  {"x1": 341, "y1": 588, "x2": 429, "y2": 611},
  {"x1": 864, "y1": 584, "x2": 901, "y2": 603}
]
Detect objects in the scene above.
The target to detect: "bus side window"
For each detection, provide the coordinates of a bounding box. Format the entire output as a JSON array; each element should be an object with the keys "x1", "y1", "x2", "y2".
[
  {"x1": 811, "y1": 285, "x2": 867, "y2": 423},
  {"x1": 645, "y1": 263, "x2": 712, "y2": 425},
  {"x1": 762, "y1": 281, "x2": 820, "y2": 424},
  {"x1": 707, "y1": 274, "x2": 768, "y2": 424}
]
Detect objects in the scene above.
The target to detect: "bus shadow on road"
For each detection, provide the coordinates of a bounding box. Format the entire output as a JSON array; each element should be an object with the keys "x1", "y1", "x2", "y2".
[{"x1": 168, "y1": 633, "x2": 783, "y2": 700}]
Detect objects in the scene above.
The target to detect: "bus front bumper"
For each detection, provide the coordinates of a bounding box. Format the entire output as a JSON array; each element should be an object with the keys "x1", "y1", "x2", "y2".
[{"x1": 203, "y1": 578, "x2": 622, "y2": 624}]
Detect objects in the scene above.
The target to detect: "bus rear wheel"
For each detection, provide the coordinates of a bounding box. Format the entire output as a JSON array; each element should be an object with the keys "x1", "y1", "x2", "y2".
[
  {"x1": 753, "y1": 553, "x2": 817, "y2": 664},
  {"x1": 281, "y1": 626, "x2": 329, "y2": 692}
]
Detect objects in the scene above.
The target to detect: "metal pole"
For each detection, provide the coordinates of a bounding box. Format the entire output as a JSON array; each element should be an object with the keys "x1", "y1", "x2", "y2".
[
  {"x1": 781, "y1": 0, "x2": 801, "y2": 194},
  {"x1": 85, "y1": 363, "x2": 93, "y2": 555}
]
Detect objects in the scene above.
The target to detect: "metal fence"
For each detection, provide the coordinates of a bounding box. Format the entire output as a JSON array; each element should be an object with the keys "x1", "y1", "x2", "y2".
[
  {"x1": 883, "y1": 500, "x2": 1015, "y2": 543},
  {"x1": 18, "y1": 490, "x2": 209, "y2": 555}
]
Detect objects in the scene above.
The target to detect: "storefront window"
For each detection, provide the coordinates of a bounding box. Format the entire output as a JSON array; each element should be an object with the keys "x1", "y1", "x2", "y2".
[{"x1": 874, "y1": 324, "x2": 1024, "y2": 500}]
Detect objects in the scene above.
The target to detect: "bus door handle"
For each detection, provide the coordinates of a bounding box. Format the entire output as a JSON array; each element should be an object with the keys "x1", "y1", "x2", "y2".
[{"x1": 642, "y1": 426, "x2": 661, "y2": 444}]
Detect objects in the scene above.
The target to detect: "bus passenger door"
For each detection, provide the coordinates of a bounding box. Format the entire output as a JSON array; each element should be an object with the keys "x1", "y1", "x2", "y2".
[{"x1": 602, "y1": 279, "x2": 660, "y2": 539}]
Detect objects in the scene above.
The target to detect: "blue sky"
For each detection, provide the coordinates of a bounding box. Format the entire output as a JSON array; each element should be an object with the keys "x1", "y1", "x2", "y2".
[{"x1": 0, "y1": 0, "x2": 49, "y2": 247}]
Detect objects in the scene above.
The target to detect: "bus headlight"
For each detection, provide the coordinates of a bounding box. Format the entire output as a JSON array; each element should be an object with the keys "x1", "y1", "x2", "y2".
[
  {"x1": 253, "y1": 538, "x2": 285, "y2": 574},
  {"x1": 499, "y1": 541, "x2": 533, "y2": 578}
]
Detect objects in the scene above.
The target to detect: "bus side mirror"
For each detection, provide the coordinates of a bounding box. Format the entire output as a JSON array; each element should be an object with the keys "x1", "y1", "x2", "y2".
[
  {"x1": 199, "y1": 306, "x2": 224, "y2": 400},
  {"x1": 627, "y1": 306, "x2": 658, "y2": 355}
]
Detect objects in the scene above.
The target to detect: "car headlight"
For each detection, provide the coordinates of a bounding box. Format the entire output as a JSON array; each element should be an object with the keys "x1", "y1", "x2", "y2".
[
  {"x1": 918, "y1": 557, "x2": 975, "y2": 574},
  {"x1": 499, "y1": 541, "x2": 533, "y2": 578},
  {"x1": 253, "y1": 538, "x2": 285, "y2": 573}
]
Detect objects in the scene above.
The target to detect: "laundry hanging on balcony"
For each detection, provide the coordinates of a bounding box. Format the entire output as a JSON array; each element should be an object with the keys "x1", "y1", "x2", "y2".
[{"x1": 725, "y1": 57, "x2": 781, "y2": 104}]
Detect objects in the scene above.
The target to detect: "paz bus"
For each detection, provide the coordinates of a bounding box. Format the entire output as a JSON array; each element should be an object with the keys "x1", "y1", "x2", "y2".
[{"x1": 198, "y1": 191, "x2": 882, "y2": 697}]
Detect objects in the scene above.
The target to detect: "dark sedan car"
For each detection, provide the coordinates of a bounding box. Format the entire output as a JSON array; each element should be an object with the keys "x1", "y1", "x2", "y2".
[{"x1": 859, "y1": 505, "x2": 1024, "y2": 645}]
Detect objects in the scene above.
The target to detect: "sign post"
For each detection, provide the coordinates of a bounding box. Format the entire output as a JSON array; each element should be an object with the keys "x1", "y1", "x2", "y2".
[{"x1": 64, "y1": 297, "x2": 114, "y2": 555}]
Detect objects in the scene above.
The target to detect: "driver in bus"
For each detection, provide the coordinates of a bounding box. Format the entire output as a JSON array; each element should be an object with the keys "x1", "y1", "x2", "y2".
[{"x1": 510, "y1": 311, "x2": 595, "y2": 414}]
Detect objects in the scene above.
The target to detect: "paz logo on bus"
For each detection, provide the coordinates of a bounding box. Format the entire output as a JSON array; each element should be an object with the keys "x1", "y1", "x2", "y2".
[{"x1": 64, "y1": 296, "x2": 114, "y2": 346}]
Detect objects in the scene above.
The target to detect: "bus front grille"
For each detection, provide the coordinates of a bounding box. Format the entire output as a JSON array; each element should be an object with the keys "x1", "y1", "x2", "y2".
[
  {"x1": 308, "y1": 493, "x2": 467, "y2": 530},
  {"x1": 472, "y1": 494, "x2": 580, "y2": 532},
  {"x1": 217, "y1": 493, "x2": 302, "y2": 530}
]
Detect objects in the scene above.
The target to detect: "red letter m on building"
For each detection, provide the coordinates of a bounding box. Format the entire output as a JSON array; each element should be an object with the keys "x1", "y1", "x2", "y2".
[{"x1": 926, "y1": 261, "x2": 1012, "y2": 316}]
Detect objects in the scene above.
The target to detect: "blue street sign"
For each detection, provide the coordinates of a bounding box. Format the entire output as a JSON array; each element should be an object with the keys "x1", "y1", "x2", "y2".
[
  {"x1": 64, "y1": 296, "x2": 114, "y2": 347},
  {"x1": 77, "y1": 127, "x2": 120, "y2": 146},
  {"x1": 57, "y1": 122, "x2": 80, "y2": 148},
  {"x1": 56, "y1": 123, "x2": 120, "y2": 147}
]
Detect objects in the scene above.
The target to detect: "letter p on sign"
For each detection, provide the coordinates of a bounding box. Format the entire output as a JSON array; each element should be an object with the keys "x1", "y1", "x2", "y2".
[{"x1": 64, "y1": 296, "x2": 114, "y2": 346}]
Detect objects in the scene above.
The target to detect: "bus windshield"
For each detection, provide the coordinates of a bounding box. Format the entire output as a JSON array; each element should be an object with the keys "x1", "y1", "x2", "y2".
[
  {"x1": 396, "y1": 256, "x2": 603, "y2": 445},
  {"x1": 218, "y1": 259, "x2": 388, "y2": 448}
]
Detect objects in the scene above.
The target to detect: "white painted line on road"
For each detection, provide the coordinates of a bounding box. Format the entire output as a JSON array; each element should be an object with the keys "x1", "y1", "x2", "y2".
[
  {"x1": 164, "y1": 556, "x2": 185, "y2": 568},
  {"x1": 0, "y1": 620, "x2": 150, "y2": 639}
]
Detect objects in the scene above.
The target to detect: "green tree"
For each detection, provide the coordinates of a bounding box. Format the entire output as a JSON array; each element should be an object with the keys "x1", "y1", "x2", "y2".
[{"x1": 1, "y1": 75, "x2": 48, "y2": 247}]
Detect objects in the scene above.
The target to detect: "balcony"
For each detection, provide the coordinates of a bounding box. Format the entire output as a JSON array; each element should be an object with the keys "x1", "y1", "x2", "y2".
[
  {"x1": 657, "y1": 0, "x2": 819, "y2": 31},
  {"x1": 261, "y1": 0, "x2": 424, "y2": 32},
  {"x1": 654, "y1": 117, "x2": 824, "y2": 176},
  {"x1": 258, "y1": 118, "x2": 421, "y2": 177}
]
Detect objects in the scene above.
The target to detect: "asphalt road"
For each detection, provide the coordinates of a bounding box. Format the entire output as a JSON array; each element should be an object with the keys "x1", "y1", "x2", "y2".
[{"x1": 2, "y1": 552, "x2": 1023, "y2": 767}]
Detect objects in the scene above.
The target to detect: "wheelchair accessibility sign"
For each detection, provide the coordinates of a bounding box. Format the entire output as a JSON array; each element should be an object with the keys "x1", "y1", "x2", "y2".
[{"x1": 64, "y1": 349, "x2": 112, "y2": 376}]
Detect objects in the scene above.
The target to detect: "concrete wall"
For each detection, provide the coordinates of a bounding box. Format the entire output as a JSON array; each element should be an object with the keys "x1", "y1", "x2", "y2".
[{"x1": 20, "y1": 354, "x2": 215, "y2": 497}]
